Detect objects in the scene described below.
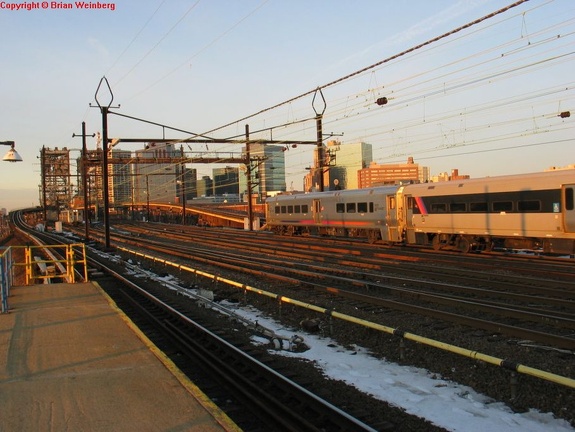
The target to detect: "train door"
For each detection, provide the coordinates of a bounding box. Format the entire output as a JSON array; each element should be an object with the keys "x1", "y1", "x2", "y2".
[
  {"x1": 312, "y1": 199, "x2": 322, "y2": 225},
  {"x1": 399, "y1": 188, "x2": 416, "y2": 244},
  {"x1": 563, "y1": 185, "x2": 575, "y2": 232},
  {"x1": 385, "y1": 194, "x2": 401, "y2": 242}
]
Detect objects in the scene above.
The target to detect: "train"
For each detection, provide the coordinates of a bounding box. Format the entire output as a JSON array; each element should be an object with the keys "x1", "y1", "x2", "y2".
[{"x1": 264, "y1": 169, "x2": 575, "y2": 255}]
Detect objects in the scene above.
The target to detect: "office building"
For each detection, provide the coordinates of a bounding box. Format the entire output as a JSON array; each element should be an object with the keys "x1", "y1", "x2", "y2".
[
  {"x1": 133, "y1": 143, "x2": 181, "y2": 205},
  {"x1": 213, "y1": 166, "x2": 239, "y2": 197},
  {"x1": 305, "y1": 141, "x2": 372, "y2": 191},
  {"x1": 240, "y1": 143, "x2": 286, "y2": 199}
]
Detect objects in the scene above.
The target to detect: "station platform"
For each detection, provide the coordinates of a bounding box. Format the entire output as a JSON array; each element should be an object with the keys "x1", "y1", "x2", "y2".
[{"x1": 0, "y1": 282, "x2": 241, "y2": 432}]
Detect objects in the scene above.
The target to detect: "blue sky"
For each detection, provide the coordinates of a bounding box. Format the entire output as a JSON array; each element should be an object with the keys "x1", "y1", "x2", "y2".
[{"x1": 1, "y1": 0, "x2": 573, "y2": 210}]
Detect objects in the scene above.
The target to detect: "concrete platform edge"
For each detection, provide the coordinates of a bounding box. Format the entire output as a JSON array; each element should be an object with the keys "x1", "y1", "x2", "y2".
[{"x1": 92, "y1": 281, "x2": 242, "y2": 432}]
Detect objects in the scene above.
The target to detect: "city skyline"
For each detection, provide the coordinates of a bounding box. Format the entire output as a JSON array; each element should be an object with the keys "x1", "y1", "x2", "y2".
[{"x1": 34, "y1": 138, "x2": 491, "y2": 217}]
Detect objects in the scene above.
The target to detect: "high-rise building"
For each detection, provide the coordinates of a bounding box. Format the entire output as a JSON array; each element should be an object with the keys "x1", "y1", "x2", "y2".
[
  {"x1": 197, "y1": 176, "x2": 213, "y2": 197},
  {"x1": 239, "y1": 143, "x2": 286, "y2": 199},
  {"x1": 109, "y1": 150, "x2": 132, "y2": 206},
  {"x1": 307, "y1": 141, "x2": 373, "y2": 191},
  {"x1": 182, "y1": 167, "x2": 198, "y2": 201},
  {"x1": 133, "y1": 143, "x2": 181, "y2": 205},
  {"x1": 213, "y1": 166, "x2": 239, "y2": 197}
]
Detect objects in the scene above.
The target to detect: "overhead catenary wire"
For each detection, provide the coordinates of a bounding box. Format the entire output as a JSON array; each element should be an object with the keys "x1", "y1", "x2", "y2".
[
  {"x1": 184, "y1": 1, "x2": 553, "y2": 174},
  {"x1": 105, "y1": 0, "x2": 168, "y2": 78},
  {"x1": 314, "y1": 17, "x2": 575, "y2": 130},
  {"x1": 126, "y1": 0, "x2": 271, "y2": 102},
  {"x1": 113, "y1": 0, "x2": 201, "y2": 88},
  {"x1": 194, "y1": 0, "x2": 531, "y2": 139}
]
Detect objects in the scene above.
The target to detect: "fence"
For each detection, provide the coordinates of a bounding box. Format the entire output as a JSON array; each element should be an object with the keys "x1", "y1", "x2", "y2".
[
  {"x1": 0, "y1": 247, "x2": 13, "y2": 313},
  {"x1": 0, "y1": 243, "x2": 88, "y2": 313}
]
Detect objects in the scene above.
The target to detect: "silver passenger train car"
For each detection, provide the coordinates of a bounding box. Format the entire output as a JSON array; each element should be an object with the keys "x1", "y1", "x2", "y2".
[{"x1": 265, "y1": 169, "x2": 575, "y2": 254}]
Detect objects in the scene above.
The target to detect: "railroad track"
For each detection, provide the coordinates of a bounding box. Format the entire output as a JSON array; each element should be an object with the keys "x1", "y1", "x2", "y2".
[
  {"x1": 83, "y1": 222, "x2": 575, "y2": 351},
  {"x1": 118, "y1": 220, "x2": 575, "y2": 269},
  {"x1": 93, "y1": 263, "x2": 387, "y2": 432},
  {"x1": 12, "y1": 213, "x2": 575, "y2": 428},
  {"x1": 11, "y1": 213, "x2": 393, "y2": 431}
]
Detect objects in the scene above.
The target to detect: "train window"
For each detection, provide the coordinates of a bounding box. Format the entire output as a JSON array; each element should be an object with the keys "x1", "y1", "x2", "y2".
[
  {"x1": 566, "y1": 188, "x2": 574, "y2": 211},
  {"x1": 275, "y1": 206, "x2": 280, "y2": 214},
  {"x1": 336, "y1": 203, "x2": 345, "y2": 213},
  {"x1": 518, "y1": 200, "x2": 541, "y2": 212},
  {"x1": 287, "y1": 205, "x2": 294, "y2": 213},
  {"x1": 294, "y1": 205, "x2": 301, "y2": 213},
  {"x1": 388, "y1": 197, "x2": 396, "y2": 209},
  {"x1": 369, "y1": 202, "x2": 374, "y2": 212},
  {"x1": 450, "y1": 203, "x2": 466, "y2": 212},
  {"x1": 470, "y1": 202, "x2": 488, "y2": 212},
  {"x1": 493, "y1": 201, "x2": 513, "y2": 212},
  {"x1": 430, "y1": 203, "x2": 447, "y2": 213},
  {"x1": 358, "y1": 202, "x2": 368, "y2": 213},
  {"x1": 280, "y1": 206, "x2": 287, "y2": 214},
  {"x1": 347, "y1": 203, "x2": 356, "y2": 213},
  {"x1": 302, "y1": 204, "x2": 309, "y2": 213}
]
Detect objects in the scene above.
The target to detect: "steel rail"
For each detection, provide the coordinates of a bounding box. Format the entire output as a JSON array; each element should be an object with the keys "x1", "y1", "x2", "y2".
[
  {"x1": 109, "y1": 242, "x2": 575, "y2": 390},
  {"x1": 88, "y1": 252, "x2": 382, "y2": 432},
  {"x1": 81, "y1": 226, "x2": 575, "y2": 349}
]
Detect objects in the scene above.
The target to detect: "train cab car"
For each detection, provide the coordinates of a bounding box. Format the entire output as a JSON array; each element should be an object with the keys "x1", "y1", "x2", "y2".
[
  {"x1": 265, "y1": 193, "x2": 315, "y2": 235},
  {"x1": 265, "y1": 186, "x2": 400, "y2": 242},
  {"x1": 401, "y1": 169, "x2": 575, "y2": 254}
]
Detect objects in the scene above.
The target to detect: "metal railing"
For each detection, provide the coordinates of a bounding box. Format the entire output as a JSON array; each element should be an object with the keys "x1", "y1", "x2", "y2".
[
  {"x1": 0, "y1": 243, "x2": 88, "y2": 313},
  {"x1": 0, "y1": 247, "x2": 13, "y2": 313}
]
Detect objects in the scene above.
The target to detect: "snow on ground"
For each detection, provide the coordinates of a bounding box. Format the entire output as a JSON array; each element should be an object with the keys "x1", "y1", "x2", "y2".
[
  {"x1": 224, "y1": 302, "x2": 574, "y2": 432},
  {"x1": 118, "y1": 257, "x2": 574, "y2": 432}
]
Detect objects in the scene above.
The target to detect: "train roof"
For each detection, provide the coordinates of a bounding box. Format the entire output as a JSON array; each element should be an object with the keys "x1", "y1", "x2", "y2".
[
  {"x1": 402, "y1": 169, "x2": 575, "y2": 195},
  {"x1": 269, "y1": 185, "x2": 400, "y2": 201}
]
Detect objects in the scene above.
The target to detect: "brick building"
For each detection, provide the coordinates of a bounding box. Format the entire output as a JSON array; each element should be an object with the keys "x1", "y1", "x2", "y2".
[{"x1": 358, "y1": 157, "x2": 429, "y2": 188}]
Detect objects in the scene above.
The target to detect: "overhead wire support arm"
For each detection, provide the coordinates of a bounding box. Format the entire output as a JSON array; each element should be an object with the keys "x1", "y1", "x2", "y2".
[
  {"x1": 105, "y1": 137, "x2": 317, "y2": 146},
  {"x1": 222, "y1": 116, "x2": 318, "y2": 141},
  {"x1": 107, "y1": 111, "x2": 217, "y2": 141}
]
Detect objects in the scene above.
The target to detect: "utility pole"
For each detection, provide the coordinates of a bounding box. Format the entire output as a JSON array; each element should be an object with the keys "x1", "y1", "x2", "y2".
[
  {"x1": 315, "y1": 114, "x2": 324, "y2": 192},
  {"x1": 180, "y1": 145, "x2": 186, "y2": 225},
  {"x1": 312, "y1": 88, "x2": 327, "y2": 192},
  {"x1": 245, "y1": 124, "x2": 253, "y2": 231},
  {"x1": 92, "y1": 76, "x2": 118, "y2": 250},
  {"x1": 73, "y1": 122, "x2": 95, "y2": 242},
  {"x1": 146, "y1": 174, "x2": 150, "y2": 222},
  {"x1": 40, "y1": 146, "x2": 47, "y2": 224},
  {"x1": 101, "y1": 106, "x2": 111, "y2": 249}
]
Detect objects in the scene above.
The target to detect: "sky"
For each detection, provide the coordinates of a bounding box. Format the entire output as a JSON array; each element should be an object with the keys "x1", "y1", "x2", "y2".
[{"x1": 1, "y1": 0, "x2": 573, "y2": 211}]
